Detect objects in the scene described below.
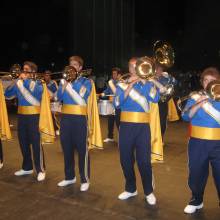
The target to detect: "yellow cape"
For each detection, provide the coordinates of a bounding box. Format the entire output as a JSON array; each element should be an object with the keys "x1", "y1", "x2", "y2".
[
  {"x1": 0, "y1": 80, "x2": 12, "y2": 140},
  {"x1": 168, "y1": 98, "x2": 179, "y2": 121},
  {"x1": 39, "y1": 82, "x2": 55, "y2": 144},
  {"x1": 150, "y1": 103, "x2": 163, "y2": 163},
  {"x1": 87, "y1": 80, "x2": 103, "y2": 149}
]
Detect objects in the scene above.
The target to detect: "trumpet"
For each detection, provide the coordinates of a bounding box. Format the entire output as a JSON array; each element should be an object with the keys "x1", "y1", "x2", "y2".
[{"x1": 177, "y1": 80, "x2": 220, "y2": 112}]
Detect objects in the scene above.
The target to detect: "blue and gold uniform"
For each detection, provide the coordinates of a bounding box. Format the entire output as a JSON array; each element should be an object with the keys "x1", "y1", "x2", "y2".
[
  {"x1": 4, "y1": 79, "x2": 45, "y2": 173},
  {"x1": 182, "y1": 93, "x2": 220, "y2": 205},
  {"x1": 102, "y1": 79, "x2": 120, "y2": 140},
  {"x1": 114, "y1": 80, "x2": 160, "y2": 195},
  {"x1": 57, "y1": 76, "x2": 92, "y2": 183},
  {"x1": 46, "y1": 80, "x2": 58, "y2": 99},
  {"x1": 157, "y1": 72, "x2": 177, "y2": 139}
]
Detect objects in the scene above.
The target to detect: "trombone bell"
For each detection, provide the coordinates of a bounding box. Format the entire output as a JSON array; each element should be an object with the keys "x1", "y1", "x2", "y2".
[{"x1": 135, "y1": 56, "x2": 155, "y2": 80}]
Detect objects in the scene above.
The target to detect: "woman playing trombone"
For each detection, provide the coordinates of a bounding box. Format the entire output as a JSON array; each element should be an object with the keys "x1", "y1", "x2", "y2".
[{"x1": 182, "y1": 67, "x2": 220, "y2": 214}]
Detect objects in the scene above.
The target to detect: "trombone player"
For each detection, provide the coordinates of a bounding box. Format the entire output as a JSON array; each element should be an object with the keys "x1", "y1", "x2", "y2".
[
  {"x1": 57, "y1": 56, "x2": 103, "y2": 191},
  {"x1": 4, "y1": 61, "x2": 46, "y2": 181},
  {"x1": 114, "y1": 57, "x2": 160, "y2": 205},
  {"x1": 181, "y1": 67, "x2": 220, "y2": 214}
]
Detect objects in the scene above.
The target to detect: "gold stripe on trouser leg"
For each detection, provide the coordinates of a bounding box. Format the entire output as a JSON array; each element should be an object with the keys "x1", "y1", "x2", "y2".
[
  {"x1": 152, "y1": 172, "x2": 155, "y2": 190},
  {"x1": 84, "y1": 149, "x2": 89, "y2": 183},
  {"x1": 39, "y1": 142, "x2": 45, "y2": 172},
  {"x1": 84, "y1": 126, "x2": 89, "y2": 183}
]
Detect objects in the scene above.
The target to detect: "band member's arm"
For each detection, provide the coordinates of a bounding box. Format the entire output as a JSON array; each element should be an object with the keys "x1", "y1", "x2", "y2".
[
  {"x1": 114, "y1": 86, "x2": 127, "y2": 108},
  {"x1": 100, "y1": 84, "x2": 111, "y2": 97},
  {"x1": 53, "y1": 80, "x2": 59, "y2": 91},
  {"x1": 149, "y1": 78, "x2": 167, "y2": 94},
  {"x1": 146, "y1": 82, "x2": 160, "y2": 103},
  {"x1": 56, "y1": 80, "x2": 67, "y2": 102},
  {"x1": 182, "y1": 96, "x2": 207, "y2": 120},
  {"x1": 4, "y1": 81, "x2": 17, "y2": 99}
]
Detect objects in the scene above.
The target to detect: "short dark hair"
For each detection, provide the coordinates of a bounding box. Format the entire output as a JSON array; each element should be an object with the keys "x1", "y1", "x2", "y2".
[
  {"x1": 44, "y1": 70, "x2": 52, "y2": 75},
  {"x1": 112, "y1": 67, "x2": 121, "y2": 75},
  {"x1": 23, "y1": 61, "x2": 38, "y2": 72}
]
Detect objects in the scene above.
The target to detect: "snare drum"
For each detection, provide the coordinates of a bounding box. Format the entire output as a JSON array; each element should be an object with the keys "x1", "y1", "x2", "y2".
[
  {"x1": 50, "y1": 102, "x2": 62, "y2": 113},
  {"x1": 98, "y1": 100, "x2": 115, "y2": 115}
]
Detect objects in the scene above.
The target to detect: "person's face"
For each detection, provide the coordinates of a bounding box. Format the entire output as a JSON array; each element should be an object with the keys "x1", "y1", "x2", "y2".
[
  {"x1": 44, "y1": 74, "x2": 51, "y2": 83},
  {"x1": 112, "y1": 71, "x2": 118, "y2": 80},
  {"x1": 155, "y1": 66, "x2": 163, "y2": 76},
  {"x1": 202, "y1": 75, "x2": 217, "y2": 89},
  {"x1": 69, "y1": 60, "x2": 82, "y2": 72},
  {"x1": 22, "y1": 64, "x2": 32, "y2": 78},
  {"x1": 23, "y1": 64, "x2": 32, "y2": 73},
  {"x1": 129, "y1": 60, "x2": 137, "y2": 76}
]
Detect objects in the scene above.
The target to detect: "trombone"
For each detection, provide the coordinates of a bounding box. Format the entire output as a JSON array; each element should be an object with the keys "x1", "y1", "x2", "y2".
[
  {"x1": 121, "y1": 41, "x2": 175, "y2": 102},
  {"x1": 177, "y1": 80, "x2": 220, "y2": 112}
]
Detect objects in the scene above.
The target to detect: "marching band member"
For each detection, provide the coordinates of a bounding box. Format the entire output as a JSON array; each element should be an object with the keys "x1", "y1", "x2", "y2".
[
  {"x1": 57, "y1": 56, "x2": 103, "y2": 191},
  {"x1": 101, "y1": 67, "x2": 122, "y2": 143},
  {"x1": 182, "y1": 67, "x2": 220, "y2": 214},
  {"x1": 154, "y1": 64, "x2": 177, "y2": 141},
  {"x1": 43, "y1": 70, "x2": 58, "y2": 100},
  {"x1": 0, "y1": 64, "x2": 19, "y2": 169},
  {"x1": 43, "y1": 70, "x2": 59, "y2": 135},
  {"x1": 4, "y1": 61, "x2": 46, "y2": 181},
  {"x1": 113, "y1": 57, "x2": 160, "y2": 205}
]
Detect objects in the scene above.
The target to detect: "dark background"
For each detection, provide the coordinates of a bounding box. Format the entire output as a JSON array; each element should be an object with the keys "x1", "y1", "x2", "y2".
[{"x1": 0, "y1": 0, "x2": 220, "y2": 75}]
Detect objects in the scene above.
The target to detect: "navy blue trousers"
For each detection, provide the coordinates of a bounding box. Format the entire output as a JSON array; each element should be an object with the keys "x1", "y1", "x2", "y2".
[
  {"x1": 158, "y1": 101, "x2": 168, "y2": 140},
  {"x1": 17, "y1": 114, "x2": 45, "y2": 173},
  {"x1": 60, "y1": 114, "x2": 90, "y2": 183},
  {"x1": 0, "y1": 139, "x2": 3, "y2": 163},
  {"x1": 188, "y1": 138, "x2": 220, "y2": 205},
  {"x1": 119, "y1": 122, "x2": 153, "y2": 195},
  {"x1": 108, "y1": 109, "x2": 121, "y2": 138}
]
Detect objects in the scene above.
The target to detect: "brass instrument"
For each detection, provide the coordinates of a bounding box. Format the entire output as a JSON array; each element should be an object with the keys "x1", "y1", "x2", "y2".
[
  {"x1": 153, "y1": 40, "x2": 175, "y2": 68},
  {"x1": 133, "y1": 41, "x2": 175, "y2": 102},
  {"x1": 62, "y1": 66, "x2": 92, "y2": 82},
  {"x1": 0, "y1": 64, "x2": 22, "y2": 80},
  {"x1": 135, "y1": 56, "x2": 155, "y2": 80},
  {"x1": 177, "y1": 80, "x2": 220, "y2": 112},
  {"x1": 118, "y1": 73, "x2": 131, "y2": 83}
]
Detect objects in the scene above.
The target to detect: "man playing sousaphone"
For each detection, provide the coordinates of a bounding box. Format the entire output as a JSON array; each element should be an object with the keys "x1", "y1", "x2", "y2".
[{"x1": 57, "y1": 56, "x2": 102, "y2": 191}]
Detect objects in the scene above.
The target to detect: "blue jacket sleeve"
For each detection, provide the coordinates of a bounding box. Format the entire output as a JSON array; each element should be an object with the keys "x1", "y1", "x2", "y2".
[
  {"x1": 102, "y1": 86, "x2": 111, "y2": 95},
  {"x1": 4, "y1": 84, "x2": 17, "y2": 99},
  {"x1": 181, "y1": 98, "x2": 196, "y2": 122},
  {"x1": 56, "y1": 83, "x2": 64, "y2": 102},
  {"x1": 113, "y1": 85, "x2": 127, "y2": 109}
]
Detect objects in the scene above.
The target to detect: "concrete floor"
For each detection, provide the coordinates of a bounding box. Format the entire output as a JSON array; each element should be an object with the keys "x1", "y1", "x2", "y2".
[{"x1": 0, "y1": 113, "x2": 220, "y2": 220}]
